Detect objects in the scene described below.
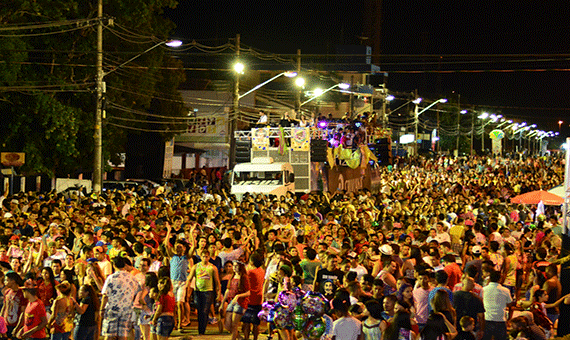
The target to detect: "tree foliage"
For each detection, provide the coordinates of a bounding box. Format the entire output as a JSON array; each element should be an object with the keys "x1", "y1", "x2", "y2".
[{"x1": 0, "y1": 0, "x2": 185, "y2": 177}]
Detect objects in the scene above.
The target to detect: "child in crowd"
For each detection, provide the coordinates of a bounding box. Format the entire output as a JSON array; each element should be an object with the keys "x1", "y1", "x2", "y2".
[{"x1": 455, "y1": 316, "x2": 476, "y2": 340}]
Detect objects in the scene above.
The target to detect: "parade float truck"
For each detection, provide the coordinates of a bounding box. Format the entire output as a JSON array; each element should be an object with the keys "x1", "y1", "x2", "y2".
[
  {"x1": 230, "y1": 157, "x2": 295, "y2": 200},
  {"x1": 231, "y1": 125, "x2": 386, "y2": 197}
]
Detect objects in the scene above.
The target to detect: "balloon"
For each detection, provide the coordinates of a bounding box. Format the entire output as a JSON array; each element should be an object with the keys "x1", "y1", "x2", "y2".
[
  {"x1": 301, "y1": 291, "x2": 327, "y2": 316},
  {"x1": 303, "y1": 317, "x2": 326, "y2": 340},
  {"x1": 278, "y1": 291, "x2": 298, "y2": 310},
  {"x1": 262, "y1": 301, "x2": 276, "y2": 312},
  {"x1": 291, "y1": 305, "x2": 307, "y2": 331},
  {"x1": 292, "y1": 287, "x2": 306, "y2": 303},
  {"x1": 272, "y1": 304, "x2": 292, "y2": 329},
  {"x1": 257, "y1": 310, "x2": 269, "y2": 322}
]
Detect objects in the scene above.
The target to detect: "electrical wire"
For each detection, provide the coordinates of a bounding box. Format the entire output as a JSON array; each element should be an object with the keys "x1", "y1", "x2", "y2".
[{"x1": 106, "y1": 122, "x2": 189, "y2": 133}]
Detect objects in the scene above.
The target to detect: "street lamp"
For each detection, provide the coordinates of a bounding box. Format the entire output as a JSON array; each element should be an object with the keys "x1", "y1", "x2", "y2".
[
  {"x1": 228, "y1": 69, "x2": 300, "y2": 168},
  {"x1": 238, "y1": 71, "x2": 297, "y2": 100},
  {"x1": 93, "y1": 39, "x2": 182, "y2": 193},
  {"x1": 415, "y1": 98, "x2": 446, "y2": 154},
  {"x1": 300, "y1": 83, "x2": 350, "y2": 106}
]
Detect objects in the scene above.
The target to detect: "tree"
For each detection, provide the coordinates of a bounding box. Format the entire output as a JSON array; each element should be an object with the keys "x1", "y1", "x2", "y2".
[{"x1": 0, "y1": 0, "x2": 186, "y2": 177}]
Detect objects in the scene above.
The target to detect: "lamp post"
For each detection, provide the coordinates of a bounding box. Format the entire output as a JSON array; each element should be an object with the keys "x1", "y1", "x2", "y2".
[
  {"x1": 92, "y1": 37, "x2": 182, "y2": 193},
  {"x1": 300, "y1": 83, "x2": 350, "y2": 107},
  {"x1": 415, "y1": 98, "x2": 446, "y2": 154},
  {"x1": 228, "y1": 67, "x2": 300, "y2": 168}
]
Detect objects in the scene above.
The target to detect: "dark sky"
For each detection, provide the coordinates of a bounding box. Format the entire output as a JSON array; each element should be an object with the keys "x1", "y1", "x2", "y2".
[{"x1": 165, "y1": 1, "x2": 570, "y2": 133}]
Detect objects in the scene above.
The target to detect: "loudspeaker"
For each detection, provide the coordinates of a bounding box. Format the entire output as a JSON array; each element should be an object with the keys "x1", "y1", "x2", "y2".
[
  {"x1": 310, "y1": 139, "x2": 328, "y2": 162},
  {"x1": 235, "y1": 140, "x2": 252, "y2": 164}
]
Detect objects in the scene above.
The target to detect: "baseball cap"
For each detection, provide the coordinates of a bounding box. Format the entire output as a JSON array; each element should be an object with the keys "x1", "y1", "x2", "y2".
[
  {"x1": 472, "y1": 245, "x2": 482, "y2": 255},
  {"x1": 347, "y1": 252, "x2": 358, "y2": 259}
]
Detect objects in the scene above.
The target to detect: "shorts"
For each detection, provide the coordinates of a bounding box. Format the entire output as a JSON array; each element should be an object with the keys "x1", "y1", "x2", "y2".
[
  {"x1": 241, "y1": 304, "x2": 262, "y2": 325},
  {"x1": 101, "y1": 311, "x2": 132, "y2": 338},
  {"x1": 134, "y1": 308, "x2": 153, "y2": 326},
  {"x1": 151, "y1": 315, "x2": 175, "y2": 337},
  {"x1": 226, "y1": 301, "x2": 245, "y2": 314},
  {"x1": 172, "y1": 280, "x2": 187, "y2": 302}
]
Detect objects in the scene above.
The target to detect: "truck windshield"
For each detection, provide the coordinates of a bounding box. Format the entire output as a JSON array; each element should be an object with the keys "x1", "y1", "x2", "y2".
[{"x1": 233, "y1": 171, "x2": 283, "y2": 185}]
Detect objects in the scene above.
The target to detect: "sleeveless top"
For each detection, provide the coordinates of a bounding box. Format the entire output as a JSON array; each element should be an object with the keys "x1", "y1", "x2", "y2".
[
  {"x1": 195, "y1": 262, "x2": 215, "y2": 292},
  {"x1": 362, "y1": 321, "x2": 382, "y2": 340},
  {"x1": 53, "y1": 297, "x2": 74, "y2": 333},
  {"x1": 503, "y1": 254, "x2": 518, "y2": 286}
]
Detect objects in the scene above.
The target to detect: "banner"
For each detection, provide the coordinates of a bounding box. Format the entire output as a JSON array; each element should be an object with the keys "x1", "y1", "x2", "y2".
[
  {"x1": 252, "y1": 128, "x2": 270, "y2": 151},
  {"x1": 290, "y1": 127, "x2": 310, "y2": 151},
  {"x1": 491, "y1": 139, "x2": 502, "y2": 155}
]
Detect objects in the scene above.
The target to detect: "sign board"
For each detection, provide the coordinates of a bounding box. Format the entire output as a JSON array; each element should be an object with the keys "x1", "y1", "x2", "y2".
[{"x1": 1, "y1": 153, "x2": 25, "y2": 167}]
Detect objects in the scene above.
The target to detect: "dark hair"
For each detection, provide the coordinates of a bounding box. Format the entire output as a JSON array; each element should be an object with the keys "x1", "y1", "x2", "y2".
[
  {"x1": 145, "y1": 272, "x2": 159, "y2": 289},
  {"x1": 82, "y1": 284, "x2": 100, "y2": 311},
  {"x1": 250, "y1": 252, "x2": 264, "y2": 268},
  {"x1": 331, "y1": 297, "x2": 350, "y2": 314},
  {"x1": 40, "y1": 267, "x2": 58, "y2": 300},
  {"x1": 306, "y1": 247, "x2": 317, "y2": 260},
  {"x1": 5, "y1": 271, "x2": 23, "y2": 286},
  {"x1": 435, "y1": 270, "x2": 448, "y2": 284},
  {"x1": 384, "y1": 311, "x2": 413, "y2": 340},
  {"x1": 112, "y1": 256, "x2": 126, "y2": 269},
  {"x1": 489, "y1": 269, "x2": 501, "y2": 283},
  {"x1": 158, "y1": 277, "x2": 172, "y2": 295},
  {"x1": 365, "y1": 300, "x2": 383, "y2": 319},
  {"x1": 420, "y1": 313, "x2": 448, "y2": 340}
]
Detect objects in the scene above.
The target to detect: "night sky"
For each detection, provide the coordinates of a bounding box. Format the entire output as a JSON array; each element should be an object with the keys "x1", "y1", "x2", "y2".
[{"x1": 165, "y1": 1, "x2": 570, "y2": 135}]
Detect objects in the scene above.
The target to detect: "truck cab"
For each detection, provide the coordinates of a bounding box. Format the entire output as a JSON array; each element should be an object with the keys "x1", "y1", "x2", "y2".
[{"x1": 230, "y1": 157, "x2": 294, "y2": 200}]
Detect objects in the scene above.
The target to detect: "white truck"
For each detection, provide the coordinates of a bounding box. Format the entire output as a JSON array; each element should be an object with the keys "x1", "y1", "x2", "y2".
[{"x1": 230, "y1": 157, "x2": 295, "y2": 200}]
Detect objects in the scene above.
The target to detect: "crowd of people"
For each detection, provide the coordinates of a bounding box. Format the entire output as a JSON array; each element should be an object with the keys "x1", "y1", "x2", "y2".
[{"x1": 0, "y1": 153, "x2": 567, "y2": 340}]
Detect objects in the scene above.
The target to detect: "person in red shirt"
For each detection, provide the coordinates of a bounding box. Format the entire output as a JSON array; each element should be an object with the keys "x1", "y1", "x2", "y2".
[
  {"x1": 150, "y1": 277, "x2": 176, "y2": 340},
  {"x1": 2, "y1": 272, "x2": 27, "y2": 338},
  {"x1": 242, "y1": 252, "x2": 266, "y2": 340},
  {"x1": 14, "y1": 279, "x2": 47, "y2": 340},
  {"x1": 442, "y1": 254, "x2": 463, "y2": 290}
]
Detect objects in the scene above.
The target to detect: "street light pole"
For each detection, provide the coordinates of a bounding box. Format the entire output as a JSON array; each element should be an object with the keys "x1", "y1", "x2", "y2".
[
  {"x1": 93, "y1": 0, "x2": 104, "y2": 193},
  {"x1": 93, "y1": 35, "x2": 181, "y2": 193},
  {"x1": 456, "y1": 94, "x2": 460, "y2": 153},
  {"x1": 229, "y1": 34, "x2": 240, "y2": 170},
  {"x1": 300, "y1": 83, "x2": 350, "y2": 107}
]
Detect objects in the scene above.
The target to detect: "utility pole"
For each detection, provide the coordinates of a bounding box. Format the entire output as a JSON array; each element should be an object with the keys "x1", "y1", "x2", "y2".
[
  {"x1": 228, "y1": 34, "x2": 240, "y2": 169},
  {"x1": 295, "y1": 49, "x2": 301, "y2": 114},
  {"x1": 470, "y1": 111, "x2": 475, "y2": 156},
  {"x1": 93, "y1": 0, "x2": 103, "y2": 193},
  {"x1": 413, "y1": 89, "x2": 419, "y2": 156},
  {"x1": 456, "y1": 94, "x2": 460, "y2": 154}
]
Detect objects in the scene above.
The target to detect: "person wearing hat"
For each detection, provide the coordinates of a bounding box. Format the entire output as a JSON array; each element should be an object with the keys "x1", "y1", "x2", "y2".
[
  {"x1": 13, "y1": 279, "x2": 47, "y2": 340},
  {"x1": 48, "y1": 281, "x2": 74, "y2": 339}
]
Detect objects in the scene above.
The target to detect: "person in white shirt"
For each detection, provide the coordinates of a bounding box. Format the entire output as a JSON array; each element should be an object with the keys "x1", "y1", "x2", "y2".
[
  {"x1": 257, "y1": 111, "x2": 268, "y2": 126},
  {"x1": 482, "y1": 269, "x2": 513, "y2": 340}
]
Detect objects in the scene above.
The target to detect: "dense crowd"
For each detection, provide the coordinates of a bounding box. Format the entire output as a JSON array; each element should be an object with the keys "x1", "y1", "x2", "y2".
[{"x1": 0, "y1": 154, "x2": 567, "y2": 340}]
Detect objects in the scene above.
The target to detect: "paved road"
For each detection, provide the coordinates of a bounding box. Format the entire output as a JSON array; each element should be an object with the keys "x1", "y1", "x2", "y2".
[{"x1": 168, "y1": 318, "x2": 270, "y2": 340}]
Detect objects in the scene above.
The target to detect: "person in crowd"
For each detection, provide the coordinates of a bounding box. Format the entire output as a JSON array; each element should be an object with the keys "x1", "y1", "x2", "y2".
[
  {"x1": 14, "y1": 279, "x2": 48, "y2": 340},
  {"x1": 100, "y1": 256, "x2": 141, "y2": 340},
  {"x1": 72, "y1": 284, "x2": 100, "y2": 340},
  {"x1": 0, "y1": 151, "x2": 566, "y2": 340},
  {"x1": 187, "y1": 247, "x2": 221, "y2": 335}
]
